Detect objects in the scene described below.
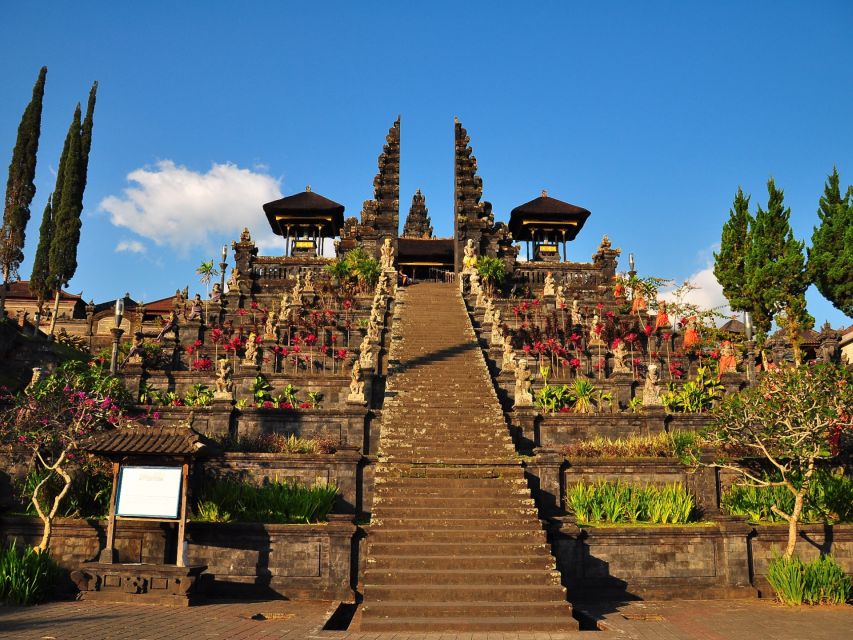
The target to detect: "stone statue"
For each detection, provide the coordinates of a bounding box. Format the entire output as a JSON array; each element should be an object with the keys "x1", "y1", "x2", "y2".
[
  {"x1": 227, "y1": 268, "x2": 240, "y2": 292},
  {"x1": 264, "y1": 312, "x2": 277, "y2": 341},
  {"x1": 240, "y1": 227, "x2": 252, "y2": 243},
  {"x1": 214, "y1": 358, "x2": 233, "y2": 398},
  {"x1": 643, "y1": 363, "x2": 662, "y2": 406},
  {"x1": 367, "y1": 320, "x2": 380, "y2": 343},
  {"x1": 186, "y1": 294, "x2": 203, "y2": 321},
  {"x1": 718, "y1": 340, "x2": 738, "y2": 377},
  {"x1": 303, "y1": 269, "x2": 315, "y2": 292},
  {"x1": 243, "y1": 332, "x2": 259, "y2": 366},
  {"x1": 291, "y1": 273, "x2": 303, "y2": 303},
  {"x1": 543, "y1": 272, "x2": 556, "y2": 297},
  {"x1": 123, "y1": 332, "x2": 145, "y2": 367},
  {"x1": 210, "y1": 282, "x2": 222, "y2": 303},
  {"x1": 555, "y1": 285, "x2": 566, "y2": 309},
  {"x1": 348, "y1": 359, "x2": 365, "y2": 404},
  {"x1": 462, "y1": 238, "x2": 477, "y2": 272},
  {"x1": 491, "y1": 309, "x2": 503, "y2": 346},
  {"x1": 359, "y1": 334, "x2": 375, "y2": 368},
  {"x1": 172, "y1": 289, "x2": 185, "y2": 314},
  {"x1": 654, "y1": 300, "x2": 670, "y2": 330},
  {"x1": 483, "y1": 297, "x2": 495, "y2": 325},
  {"x1": 571, "y1": 299, "x2": 579, "y2": 321},
  {"x1": 682, "y1": 316, "x2": 701, "y2": 350},
  {"x1": 380, "y1": 237, "x2": 395, "y2": 271},
  {"x1": 611, "y1": 340, "x2": 629, "y2": 374},
  {"x1": 589, "y1": 312, "x2": 604, "y2": 345},
  {"x1": 501, "y1": 335, "x2": 517, "y2": 373},
  {"x1": 474, "y1": 281, "x2": 485, "y2": 309},
  {"x1": 513, "y1": 358, "x2": 534, "y2": 408},
  {"x1": 156, "y1": 310, "x2": 179, "y2": 342},
  {"x1": 278, "y1": 292, "x2": 290, "y2": 323}
]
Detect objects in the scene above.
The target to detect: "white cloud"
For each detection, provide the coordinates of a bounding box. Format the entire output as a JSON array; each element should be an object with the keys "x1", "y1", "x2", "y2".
[
  {"x1": 660, "y1": 260, "x2": 734, "y2": 326},
  {"x1": 115, "y1": 239, "x2": 146, "y2": 254},
  {"x1": 100, "y1": 161, "x2": 284, "y2": 254}
]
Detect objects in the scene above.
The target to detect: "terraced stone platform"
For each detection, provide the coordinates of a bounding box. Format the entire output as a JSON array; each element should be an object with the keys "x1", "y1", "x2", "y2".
[{"x1": 359, "y1": 282, "x2": 576, "y2": 632}]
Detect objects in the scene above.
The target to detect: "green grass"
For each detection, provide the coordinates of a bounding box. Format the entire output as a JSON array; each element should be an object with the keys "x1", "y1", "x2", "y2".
[
  {"x1": 767, "y1": 554, "x2": 852, "y2": 605},
  {"x1": 561, "y1": 431, "x2": 703, "y2": 465}
]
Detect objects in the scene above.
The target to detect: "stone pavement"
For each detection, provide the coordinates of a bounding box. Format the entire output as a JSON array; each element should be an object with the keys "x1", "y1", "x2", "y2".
[{"x1": 1, "y1": 599, "x2": 851, "y2": 640}]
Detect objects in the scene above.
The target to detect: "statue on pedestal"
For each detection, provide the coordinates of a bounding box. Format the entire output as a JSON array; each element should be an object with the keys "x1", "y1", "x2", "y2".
[
  {"x1": 462, "y1": 238, "x2": 477, "y2": 272},
  {"x1": 348, "y1": 359, "x2": 365, "y2": 404},
  {"x1": 491, "y1": 309, "x2": 503, "y2": 346},
  {"x1": 186, "y1": 294, "x2": 203, "y2": 321},
  {"x1": 210, "y1": 282, "x2": 222, "y2": 303},
  {"x1": 243, "y1": 332, "x2": 259, "y2": 366},
  {"x1": 611, "y1": 340, "x2": 629, "y2": 374},
  {"x1": 214, "y1": 358, "x2": 233, "y2": 398},
  {"x1": 514, "y1": 358, "x2": 534, "y2": 408},
  {"x1": 483, "y1": 298, "x2": 495, "y2": 325},
  {"x1": 501, "y1": 335, "x2": 517, "y2": 373},
  {"x1": 555, "y1": 285, "x2": 566, "y2": 309},
  {"x1": 654, "y1": 300, "x2": 670, "y2": 331},
  {"x1": 643, "y1": 363, "x2": 662, "y2": 406},
  {"x1": 359, "y1": 334, "x2": 375, "y2": 368},
  {"x1": 264, "y1": 312, "x2": 278, "y2": 341},
  {"x1": 291, "y1": 273, "x2": 303, "y2": 303},
  {"x1": 543, "y1": 272, "x2": 556, "y2": 297},
  {"x1": 571, "y1": 299, "x2": 579, "y2": 321},
  {"x1": 123, "y1": 332, "x2": 145, "y2": 367},
  {"x1": 682, "y1": 316, "x2": 701, "y2": 349},
  {"x1": 303, "y1": 269, "x2": 315, "y2": 292},
  {"x1": 380, "y1": 237, "x2": 395, "y2": 271},
  {"x1": 718, "y1": 340, "x2": 738, "y2": 377}
]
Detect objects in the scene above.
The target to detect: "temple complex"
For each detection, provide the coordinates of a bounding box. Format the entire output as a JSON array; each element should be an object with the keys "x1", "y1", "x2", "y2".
[{"x1": 1, "y1": 116, "x2": 850, "y2": 633}]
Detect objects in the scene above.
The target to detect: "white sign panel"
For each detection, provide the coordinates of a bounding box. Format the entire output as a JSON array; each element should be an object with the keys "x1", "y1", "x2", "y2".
[{"x1": 116, "y1": 466, "x2": 183, "y2": 519}]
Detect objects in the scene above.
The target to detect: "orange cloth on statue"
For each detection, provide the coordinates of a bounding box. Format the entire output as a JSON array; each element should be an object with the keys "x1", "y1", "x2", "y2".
[
  {"x1": 683, "y1": 328, "x2": 700, "y2": 349},
  {"x1": 614, "y1": 283, "x2": 625, "y2": 298},
  {"x1": 718, "y1": 355, "x2": 737, "y2": 375},
  {"x1": 631, "y1": 296, "x2": 647, "y2": 313},
  {"x1": 654, "y1": 312, "x2": 670, "y2": 330}
]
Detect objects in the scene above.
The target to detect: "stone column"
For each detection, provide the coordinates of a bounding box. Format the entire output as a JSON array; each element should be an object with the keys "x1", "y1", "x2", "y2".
[
  {"x1": 611, "y1": 371, "x2": 635, "y2": 411},
  {"x1": 531, "y1": 448, "x2": 564, "y2": 518}
]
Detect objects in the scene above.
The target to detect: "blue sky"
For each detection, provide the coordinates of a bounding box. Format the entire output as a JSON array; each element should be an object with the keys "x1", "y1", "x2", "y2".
[{"x1": 1, "y1": 1, "x2": 851, "y2": 326}]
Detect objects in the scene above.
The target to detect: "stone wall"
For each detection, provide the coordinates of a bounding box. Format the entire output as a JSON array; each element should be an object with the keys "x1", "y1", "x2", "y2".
[
  {"x1": 0, "y1": 515, "x2": 356, "y2": 602},
  {"x1": 200, "y1": 448, "x2": 362, "y2": 514},
  {"x1": 749, "y1": 523, "x2": 853, "y2": 595},
  {"x1": 551, "y1": 517, "x2": 755, "y2": 600}
]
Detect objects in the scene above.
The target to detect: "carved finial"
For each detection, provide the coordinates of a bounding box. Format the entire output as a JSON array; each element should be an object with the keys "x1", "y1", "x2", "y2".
[
  {"x1": 305, "y1": 185, "x2": 311, "y2": 192},
  {"x1": 454, "y1": 116, "x2": 460, "y2": 124},
  {"x1": 541, "y1": 189, "x2": 548, "y2": 198}
]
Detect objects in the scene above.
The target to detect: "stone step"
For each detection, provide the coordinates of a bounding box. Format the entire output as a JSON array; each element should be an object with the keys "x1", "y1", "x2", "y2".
[
  {"x1": 374, "y1": 495, "x2": 536, "y2": 508},
  {"x1": 367, "y1": 528, "x2": 546, "y2": 543},
  {"x1": 367, "y1": 541, "x2": 552, "y2": 557},
  {"x1": 367, "y1": 554, "x2": 555, "y2": 571},
  {"x1": 364, "y1": 568, "x2": 563, "y2": 586},
  {"x1": 363, "y1": 583, "x2": 566, "y2": 603},
  {"x1": 361, "y1": 600, "x2": 569, "y2": 619},
  {"x1": 373, "y1": 517, "x2": 542, "y2": 530},
  {"x1": 374, "y1": 506, "x2": 539, "y2": 518},
  {"x1": 359, "y1": 615, "x2": 578, "y2": 633}
]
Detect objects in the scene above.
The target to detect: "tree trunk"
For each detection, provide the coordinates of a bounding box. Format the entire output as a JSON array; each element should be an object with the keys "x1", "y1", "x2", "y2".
[
  {"x1": 0, "y1": 279, "x2": 8, "y2": 320},
  {"x1": 784, "y1": 490, "x2": 806, "y2": 559},
  {"x1": 48, "y1": 289, "x2": 61, "y2": 337}
]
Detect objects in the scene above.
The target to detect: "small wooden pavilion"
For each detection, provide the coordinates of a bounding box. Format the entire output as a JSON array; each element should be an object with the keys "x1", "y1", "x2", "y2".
[
  {"x1": 508, "y1": 190, "x2": 591, "y2": 262},
  {"x1": 71, "y1": 426, "x2": 208, "y2": 605},
  {"x1": 263, "y1": 186, "x2": 345, "y2": 257}
]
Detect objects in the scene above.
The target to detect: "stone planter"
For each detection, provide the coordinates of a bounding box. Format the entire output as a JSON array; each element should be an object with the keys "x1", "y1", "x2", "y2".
[
  {"x1": 665, "y1": 413, "x2": 713, "y2": 433},
  {"x1": 535, "y1": 411, "x2": 667, "y2": 447}
]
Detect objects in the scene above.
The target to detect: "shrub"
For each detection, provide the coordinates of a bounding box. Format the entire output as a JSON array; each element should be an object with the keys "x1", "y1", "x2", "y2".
[
  {"x1": 561, "y1": 431, "x2": 703, "y2": 465},
  {"x1": 767, "y1": 554, "x2": 852, "y2": 605},
  {"x1": 193, "y1": 477, "x2": 337, "y2": 524},
  {"x1": 214, "y1": 433, "x2": 337, "y2": 455},
  {"x1": 661, "y1": 366, "x2": 723, "y2": 413},
  {"x1": 721, "y1": 471, "x2": 853, "y2": 524},
  {"x1": 16, "y1": 466, "x2": 111, "y2": 519},
  {"x1": 567, "y1": 480, "x2": 696, "y2": 525},
  {"x1": 0, "y1": 542, "x2": 59, "y2": 605}
]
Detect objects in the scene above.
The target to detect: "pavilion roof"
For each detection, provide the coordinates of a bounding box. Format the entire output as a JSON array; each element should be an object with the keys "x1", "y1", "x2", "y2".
[
  {"x1": 397, "y1": 237, "x2": 454, "y2": 265},
  {"x1": 82, "y1": 426, "x2": 208, "y2": 457},
  {"x1": 508, "y1": 191, "x2": 591, "y2": 241},
  {"x1": 263, "y1": 188, "x2": 345, "y2": 237}
]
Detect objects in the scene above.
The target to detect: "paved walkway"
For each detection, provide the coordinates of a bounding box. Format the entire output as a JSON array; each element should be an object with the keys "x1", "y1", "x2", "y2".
[{"x1": 1, "y1": 599, "x2": 850, "y2": 640}]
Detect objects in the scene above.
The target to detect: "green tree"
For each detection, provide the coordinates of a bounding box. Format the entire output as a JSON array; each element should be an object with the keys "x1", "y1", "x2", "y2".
[
  {"x1": 713, "y1": 187, "x2": 753, "y2": 312},
  {"x1": 1, "y1": 66, "x2": 47, "y2": 317},
  {"x1": 745, "y1": 179, "x2": 812, "y2": 364},
  {"x1": 809, "y1": 168, "x2": 852, "y2": 317},
  {"x1": 29, "y1": 196, "x2": 54, "y2": 307},
  {"x1": 476, "y1": 255, "x2": 506, "y2": 296},
  {"x1": 707, "y1": 363, "x2": 852, "y2": 558}
]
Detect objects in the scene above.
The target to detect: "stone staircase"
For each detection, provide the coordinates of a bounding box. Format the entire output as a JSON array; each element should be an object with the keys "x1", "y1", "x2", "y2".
[{"x1": 359, "y1": 282, "x2": 576, "y2": 632}]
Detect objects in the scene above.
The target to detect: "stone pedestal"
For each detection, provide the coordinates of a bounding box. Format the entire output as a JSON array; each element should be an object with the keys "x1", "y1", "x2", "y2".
[
  {"x1": 720, "y1": 372, "x2": 745, "y2": 396},
  {"x1": 610, "y1": 372, "x2": 635, "y2": 411},
  {"x1": 208, "y1": 398, "x2": 234, "y2": 437},
  {"x1": 530, "y1": 448, "x2": 564, "y2": 518},
  {"x1": 511, "y1": 406, "x2": 538, "y2": 451},
  {"x1": 71, "y1": 563, "x2": 207, "y2": 606}
]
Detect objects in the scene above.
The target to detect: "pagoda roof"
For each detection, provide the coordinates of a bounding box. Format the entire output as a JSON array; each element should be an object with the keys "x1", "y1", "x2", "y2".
[
  {"x1": 263, "y1": 188, "x2": 345, "y2": 237},
  {"x1": 6, "y1": 280, "x2": 82, "y2": 301},
  {"x1": 508, "y1": 192, "x2": 591, "y2": 241}
]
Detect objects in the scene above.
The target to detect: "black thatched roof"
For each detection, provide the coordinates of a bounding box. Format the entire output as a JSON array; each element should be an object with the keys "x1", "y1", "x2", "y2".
[
  {"x1": 263, "y1": 188, "x2": 345, "y2": 237},
  {"x1": 397, "y1": 238, "x2": 454, "y2": 265},
  {"x1": 508, "y1": 192, "x2": 591, "y2": 241},
  {"x1": 82, "y1": 426, "x2": 207, "y2": 457}
]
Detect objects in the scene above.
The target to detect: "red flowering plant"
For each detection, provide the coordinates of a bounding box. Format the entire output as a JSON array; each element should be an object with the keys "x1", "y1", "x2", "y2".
[
  {"x1": 191, "y1": 357, "x2": 214, "y2": 372},
  {"x1": 0, "y1": 360, "x2": 135, "y2": 552}
]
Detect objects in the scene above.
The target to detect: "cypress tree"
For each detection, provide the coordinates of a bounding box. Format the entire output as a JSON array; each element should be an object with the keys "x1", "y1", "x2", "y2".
[
  {"x1": 79, "y1": 81, "x2": 97, "y2": 197},
  {"x1": 29, "y1": 196, "x2": 53, "y2": 306},
  {"x1": 46, "y1": 105, "x2": 83, "y2": 333},
  {"x1": 808, "y1": 168, "x2": 852, "y2": 317},
  {"x1": 745, "y1": 179, "x2": 812, "y2": 364},
  {"x1": 1, "y1": 66, "x2": 47, "y2": 315},
  {"x1": 713, "y1": 187, "x2": 753, "y2": 312}
]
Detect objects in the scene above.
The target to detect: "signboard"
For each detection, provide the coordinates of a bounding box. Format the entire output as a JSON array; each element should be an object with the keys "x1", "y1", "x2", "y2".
[
  {"x1": 538, "y1": 244, "x2": 558, "y2": 254},
  {"x1": 116, "y1": 466, "x2": 183, "y2": 519},
  {"x1": 294, "y1": 240, "x2": 315, "y2": 249}
]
